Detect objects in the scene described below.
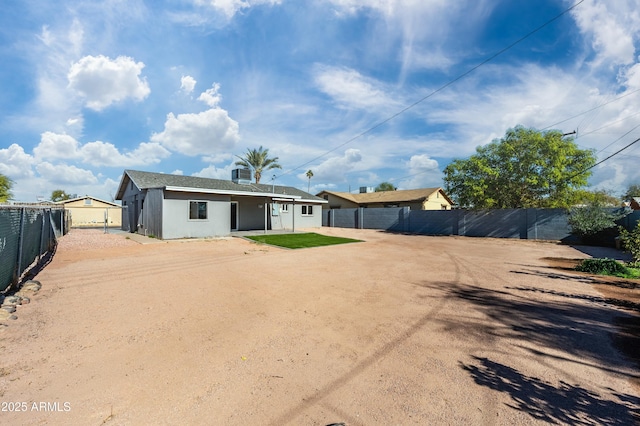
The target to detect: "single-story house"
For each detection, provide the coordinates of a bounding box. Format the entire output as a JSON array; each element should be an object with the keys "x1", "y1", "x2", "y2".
[
  {"x1": 316, "y1": 187, "x2": 454, "y2": 210},
  {"x1": 57, "y1": 196, "x2": 122, "y2": 228},
  {"x1": 115, "y1": 169, "x2": 327, "y2": 239}
]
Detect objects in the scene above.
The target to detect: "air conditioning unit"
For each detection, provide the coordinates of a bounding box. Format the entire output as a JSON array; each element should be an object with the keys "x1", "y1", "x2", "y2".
[
  {"x1": 232, "y1": 168, "x2": 252, "y2": 184},
  {"x1": 359, "y1": 186, "x2": 374, "y2": 193}
]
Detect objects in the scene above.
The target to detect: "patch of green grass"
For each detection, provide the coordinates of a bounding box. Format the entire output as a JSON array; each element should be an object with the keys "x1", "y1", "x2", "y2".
[
  {"x1": 245, "y1": 233, "x2": 361, "y2": 249},
  {"x1": 575, "y1": 258, "x2": 640, "y2": 279}
]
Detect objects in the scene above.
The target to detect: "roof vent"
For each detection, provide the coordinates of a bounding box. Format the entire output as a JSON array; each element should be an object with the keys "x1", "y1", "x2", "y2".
[
  {"x1": 232, "y1": 168, "x2": 252, "y2": 184},
  {"x1": 359, "y1": 186, "x2": 374, "y2": 193}
]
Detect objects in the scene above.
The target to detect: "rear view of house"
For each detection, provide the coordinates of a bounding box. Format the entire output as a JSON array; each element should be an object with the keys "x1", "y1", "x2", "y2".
[{"x1": 115, "y1": 170, "x2": 327, "y2": 239}]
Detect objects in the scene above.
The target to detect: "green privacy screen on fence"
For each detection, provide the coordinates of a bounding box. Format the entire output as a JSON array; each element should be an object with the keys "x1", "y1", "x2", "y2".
[{"x1": 0, "y1": 207, "x2": 67, "y2": 292}]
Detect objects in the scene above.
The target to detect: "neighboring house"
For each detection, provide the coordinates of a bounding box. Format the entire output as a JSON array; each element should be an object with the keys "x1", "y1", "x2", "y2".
[
  {"x1": 58, "y1": 196, "x2": 122, "y2": 228},
  {"x1": 115, "y1": 169, "x2": 327, "y2": 239},
  {"x1": 630, "y1": 197, "x2": 640, "y2": 210},
  {"x1": 316, "y1": 187, "x2": 454, "y2": 210}
]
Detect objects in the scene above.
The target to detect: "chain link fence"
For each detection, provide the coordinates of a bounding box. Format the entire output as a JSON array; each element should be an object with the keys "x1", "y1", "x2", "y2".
[{"x1": 0, "y1": 206, "x2": 69, "y2": 293}]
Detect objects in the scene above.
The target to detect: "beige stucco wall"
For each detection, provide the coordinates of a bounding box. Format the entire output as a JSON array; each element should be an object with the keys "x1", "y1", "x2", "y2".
[
  {"x1": 64, "y1": 199, "x2": 122, "y2": 227},
  {"x1": 423, "y1": 194, "x2": 452, "y2": 210},
  {"x1": 320, "y1": 193, "x2": 359, "y2": 209}
]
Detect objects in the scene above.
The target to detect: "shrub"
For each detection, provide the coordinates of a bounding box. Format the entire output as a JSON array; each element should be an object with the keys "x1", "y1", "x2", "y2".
[
  {"x1": 568, "y1": 205, "x2": 629, "y2": 238},
  {"x1": 575, "y1": 258, "x2": 628, "y2": 275},
  {"x1": 618, "y1": 222, "x2": 640, "y2": 264}
]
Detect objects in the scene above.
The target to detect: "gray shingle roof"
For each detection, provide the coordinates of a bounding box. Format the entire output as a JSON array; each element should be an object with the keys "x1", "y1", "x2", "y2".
[{"x1": 116, "y1": 170, "x2": 325, "y2": 202}]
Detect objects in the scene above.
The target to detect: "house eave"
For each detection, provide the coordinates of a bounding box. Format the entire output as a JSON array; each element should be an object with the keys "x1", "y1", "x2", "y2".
[{"x1": 164, "y1": 186, "x2": 304, "y2": 200}]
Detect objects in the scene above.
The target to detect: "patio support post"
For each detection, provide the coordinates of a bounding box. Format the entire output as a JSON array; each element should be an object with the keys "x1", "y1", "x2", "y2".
[{"x1": 264, "y1": 199, "x2": 268, "y2": 234}]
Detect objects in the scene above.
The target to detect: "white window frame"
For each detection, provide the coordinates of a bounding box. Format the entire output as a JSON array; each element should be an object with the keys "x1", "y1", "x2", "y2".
[
  {"x1": 301, "y1": 205, "x2": 314, "y2": 216},
  {"x1": 189, "y1": 200, "x2": 208, "y2": 220},
  {"x1": 281, "y1": 203, "x2": 289, "y2": 213}
]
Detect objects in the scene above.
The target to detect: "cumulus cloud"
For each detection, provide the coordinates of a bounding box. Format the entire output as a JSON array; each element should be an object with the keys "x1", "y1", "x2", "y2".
[
  {"x1": 33, "y1": 132, "x2": 80, "y2": 161},
  {"x1": 80, "y1": 141, "x2": 171, "y2": 167},
  {"x1": 181, "y1": 75, "x2": 197, "y2": 93},
  {"x1": 309, "y1": 149, "x2": 363, "y2": 182},
  {"x1": 33, "y1": 132, "x2": 170, "y2": 167},
  {"x1": 198, "y1": 83, "x2": 222, "y2": 107},
  {"x1": 399, "y1": 154, "x2": 442, "y2": 189},
  {"x1": 314, "y1": 65, "x2": 398, "y2": 110},
  {"x1": 151, "y1": 108, "x2": 240, "y2": 156},
  {"x1": 0, "y1": 144, "x2": 35, "y2": 178},
  {"x1": 67, "y1": 55, "x2": 150, "y2": 110},
  {"x1": 36, "y1": 162, "x2": 98, "y2": 185},
  {"x1": 193, "y1": 163, "x2": 236, "y2": 179}
]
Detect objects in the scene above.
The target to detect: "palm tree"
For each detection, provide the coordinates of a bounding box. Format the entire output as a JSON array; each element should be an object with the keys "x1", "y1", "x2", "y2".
[
  {"x1": 306, "y1": 169, "x2": 314, "y2": 193},
  {"x1": 235, "y1": 146, "x2": 282, "y2": 184}
]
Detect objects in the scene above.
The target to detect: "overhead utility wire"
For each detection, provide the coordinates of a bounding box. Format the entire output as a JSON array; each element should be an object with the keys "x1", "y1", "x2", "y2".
[
  {"x1": 277, "y1": 0, "x2": 585, "y2": 179},
  {"x1": 568, "y1": 135, "x2": 640, "y2": 180},
  {"x1": 541, "y1": 87, "x2": 640, "y2": 131}
]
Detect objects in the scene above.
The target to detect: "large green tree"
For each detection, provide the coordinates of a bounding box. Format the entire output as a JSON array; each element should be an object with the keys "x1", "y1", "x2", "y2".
[
  {"x1": 375, "y1": 182, "x2": 397, "y2": 192},
  {"x1": 51, "y1": 189, "x2": 71, "y2": 202},
  {"x1": 623, "y1": 184, "x2": 640, "y2": 200},
  {"x1": 235, "y1": 146, "x2": 282, "y2": 184},
  {"x1": 443, "y1": 126, "x2": 596, "y2": 208},
  {"x1": 0, "y1": 173, "x2": 13, "y2": 203}
]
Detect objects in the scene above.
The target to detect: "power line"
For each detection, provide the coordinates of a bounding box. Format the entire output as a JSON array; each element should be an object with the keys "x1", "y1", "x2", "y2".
[
  {"x1": 277, "y1": 0, "x2": 585, "y2": 179},
  {"x1": 569, "y1": 135, "x2": 640, "y2": 180},
  {"x1": 541, "y1": 87, "x2": 640, "y2": 131}
]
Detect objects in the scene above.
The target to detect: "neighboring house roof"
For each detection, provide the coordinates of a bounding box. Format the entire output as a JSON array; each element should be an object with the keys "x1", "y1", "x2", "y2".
[
  {"x1": 115, "y1": 170, "x2": 327, "y2": 203},
  {"x1": 318, "y1": 188, "x2": 454, "y2": 206},
  {"x1": 57, "y1": 195, "x2": 121, "y2": 208}
]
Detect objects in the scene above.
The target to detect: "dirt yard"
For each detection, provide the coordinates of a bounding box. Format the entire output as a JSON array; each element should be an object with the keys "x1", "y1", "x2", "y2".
[{"x1": 1, "y1": 228, "x2": 638, "y2": 425}]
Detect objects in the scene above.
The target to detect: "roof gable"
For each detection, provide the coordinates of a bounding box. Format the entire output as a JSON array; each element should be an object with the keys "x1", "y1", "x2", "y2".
[
  {"x1": 58, "y1": 195, "x2": 120, "y2": 208},
  {"x1": 318, "y1": 188, "x2": 453, "y2": 206}
]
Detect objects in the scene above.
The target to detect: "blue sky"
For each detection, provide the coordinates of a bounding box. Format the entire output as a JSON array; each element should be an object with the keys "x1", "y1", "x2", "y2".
[{"x1": 2, "y1": 0, "x2": 640, "y2": 202}]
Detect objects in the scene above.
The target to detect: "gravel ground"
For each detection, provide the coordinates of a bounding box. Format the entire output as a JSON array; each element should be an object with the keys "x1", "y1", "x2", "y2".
[{"x1": 0, "y1": 228, "x2": 638, "y2": 425}]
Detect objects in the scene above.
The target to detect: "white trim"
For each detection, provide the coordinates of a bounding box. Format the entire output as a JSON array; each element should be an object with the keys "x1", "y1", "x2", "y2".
[{"x1": 164, "y1": 186, "x2": 301, "y2": 199}]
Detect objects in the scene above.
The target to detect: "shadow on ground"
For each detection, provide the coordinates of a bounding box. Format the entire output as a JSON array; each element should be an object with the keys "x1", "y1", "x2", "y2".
[
  {"x1": 460, "y1": 356, "x2": 640, "y2": 425},
  {"x1": 426, "y1": 280, "x2": 640, "y2": 424}
]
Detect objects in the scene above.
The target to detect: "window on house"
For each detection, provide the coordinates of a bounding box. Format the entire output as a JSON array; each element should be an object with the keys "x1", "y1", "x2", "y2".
[
  {"x1": 301, "y1": 205, "x2": 313, "y2": 216},
  {"x1": 323, "y1": 195, "x2": 329, "y2": 200},
  {"x1": 84, "y1": 198, "x2": 92, "y2": 205},
  {"x1": 281, "y1": 204, "x2": 289, "y2": 213},
  {"x1": 189, "y1": 201, "x2": 208, "y2": 220}
]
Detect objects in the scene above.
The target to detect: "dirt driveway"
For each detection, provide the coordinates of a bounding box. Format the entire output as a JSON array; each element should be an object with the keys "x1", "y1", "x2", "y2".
[{"x1": 1, "y1": 228, "x2": 638, "y2": 425}]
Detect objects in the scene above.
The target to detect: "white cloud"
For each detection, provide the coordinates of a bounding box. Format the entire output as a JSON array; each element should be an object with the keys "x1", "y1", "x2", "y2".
[
  {"x1": 314, "y1": 65, "x2": 398, "y2": 110},
  {"x1": 36, "y1": 162, "x2": 98, "y2": 185},
  {"x1": 571, "y1": 0, "x2": 640, "y2": 66},
  {"x1": 80, "y1": 141, "x2": 170, "y2": 167},
  {"x1": 309, "y1": 149, "x2": 363, "y2": 183},
  {"x1": 0, "y1": 144, "x2": 35, "y2": 178},
  {"x1": 398, "y1": 154, "x2": 441, "y2": 189},
  {"x1": 193, "y1": 163, "x2": 236, "y2": 179},
  {"x1": 171, "y1": 169, "x2": 184, "y2": 175},
  {"x1": 198, "y1": 83, "x2": 222, "y2": 107},
  {"x1": 33, "y1": 132, "x2": 81, "y2": 161},
  {"x1": 151, "y1": 108, "x2": 240, "y2": 156},
  {"x1": 67, "y1": 55, "x2": 150, "y2": 111},
  {"x1": 33, "y1": 132, "x2": 170, "y2": 167},
  {"x1": 181, "y1": 75, "x2": 197, "y2": 93}
]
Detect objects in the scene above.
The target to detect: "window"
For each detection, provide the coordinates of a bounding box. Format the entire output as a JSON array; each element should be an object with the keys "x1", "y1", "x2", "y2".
[
  {"x1": 301, "y1": 205, "x2": 313, "y2": 216},
  {"x1": 323, "y1": 195, "x2": 329, "y2": 200},
  {"x1": 281, "y1": 204, "x2": 289, "y2": 213},
  {"x1": 189, "y1": 201, "x2": 207, "y2": 220},
  {"x1": 84, "y1": 198, "x2": 92, "y2": 205}
]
